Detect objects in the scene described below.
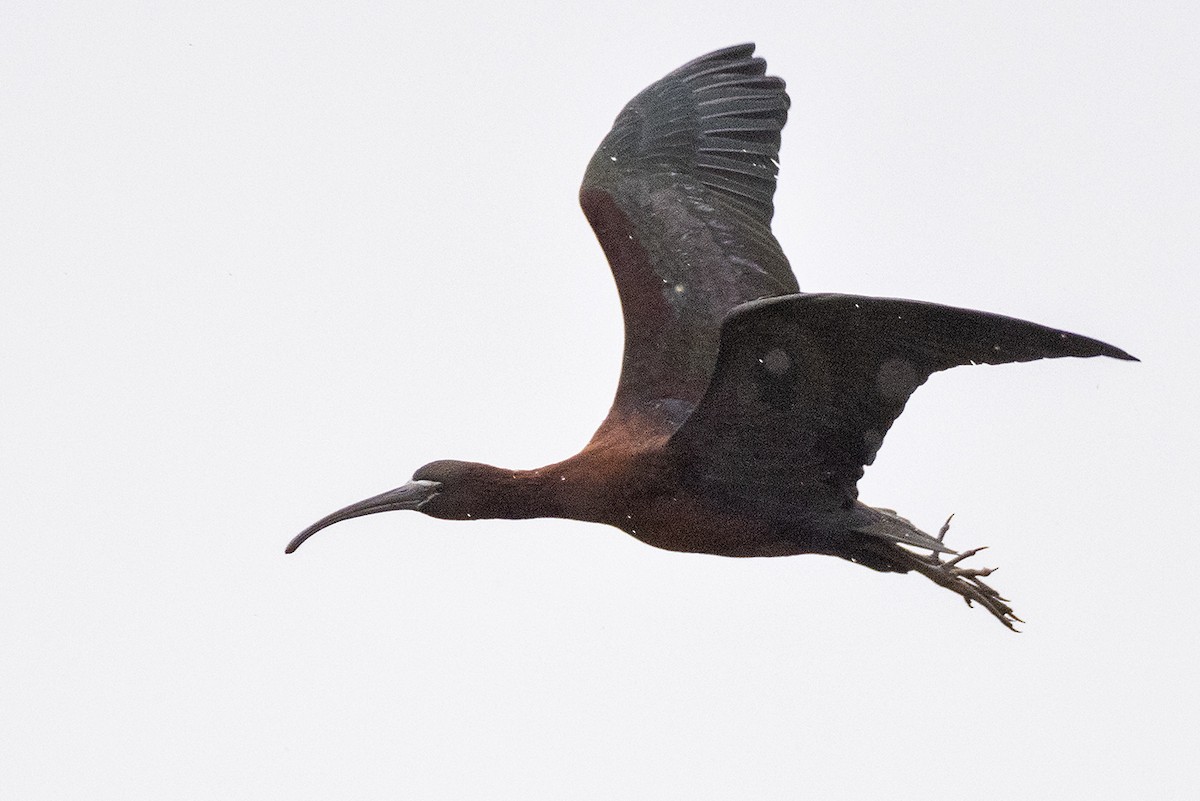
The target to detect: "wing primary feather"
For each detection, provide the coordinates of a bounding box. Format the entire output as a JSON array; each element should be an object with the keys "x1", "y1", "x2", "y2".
[
  {"x1": 697, "y1": 154, "x2": 776, "y2": 177},
  {"x1": 681, "y1": 57, "x2": 768, "y2": 82},
  {"x1": 695, "y1": 76, "x2": 787, "y2": 93},
  {"x1": 699, "y1": 171, "x2": 775, "y2": 205},
  {"x1": 698, "y1": 138, "x2": 777, "y2": 157}
]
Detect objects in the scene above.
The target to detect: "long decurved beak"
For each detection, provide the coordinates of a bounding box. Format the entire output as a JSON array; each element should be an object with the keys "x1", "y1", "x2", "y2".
[{"x1": 285, "y1": 480, "x2": 442, "y2": 553}]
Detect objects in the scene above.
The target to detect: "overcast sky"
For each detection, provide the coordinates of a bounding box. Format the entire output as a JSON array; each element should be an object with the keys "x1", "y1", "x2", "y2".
[{"x1": 3, "y1": 2, "x2": 1196, "y2": 799}]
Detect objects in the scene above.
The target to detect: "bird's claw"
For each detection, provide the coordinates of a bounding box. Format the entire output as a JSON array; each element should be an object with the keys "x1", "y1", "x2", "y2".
[{"x1": 907, "y1": 518, "x2": 1022, "y2": 630}]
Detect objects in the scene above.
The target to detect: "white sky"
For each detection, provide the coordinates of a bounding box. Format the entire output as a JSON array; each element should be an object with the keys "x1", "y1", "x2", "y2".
[{"x1": 2, "y1": 2, "x2": 1196, "y2": 799}]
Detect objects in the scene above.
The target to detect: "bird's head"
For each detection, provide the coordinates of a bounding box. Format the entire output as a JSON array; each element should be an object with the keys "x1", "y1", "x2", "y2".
[{"x1": 284, "y1": 459, "x2": 518, "y2": 553}]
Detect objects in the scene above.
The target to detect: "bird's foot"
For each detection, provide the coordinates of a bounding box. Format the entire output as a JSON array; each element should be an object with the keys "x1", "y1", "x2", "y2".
[{"x1": 902, "y1": 516, "x2": 1022, "y2": 631}]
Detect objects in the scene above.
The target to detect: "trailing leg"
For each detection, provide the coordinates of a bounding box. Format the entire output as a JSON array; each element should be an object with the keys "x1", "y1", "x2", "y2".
[{"x1": 860, "y1": 516, "x2": 1022, "y2": 630}]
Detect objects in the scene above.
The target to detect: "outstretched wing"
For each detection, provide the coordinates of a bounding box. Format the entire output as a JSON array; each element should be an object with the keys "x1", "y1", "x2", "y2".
[
  {"x1": 580, "y1": 44, "x2": 798, "y2": 439},
  {"x1": 668, "y1": 293, "x2": 1136, "y2": 522}
]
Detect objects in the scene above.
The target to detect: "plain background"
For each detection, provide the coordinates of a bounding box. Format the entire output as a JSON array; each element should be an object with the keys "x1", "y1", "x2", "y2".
[{"x1": 3, "y1": 2, "x2": 1195, "y2": 798}]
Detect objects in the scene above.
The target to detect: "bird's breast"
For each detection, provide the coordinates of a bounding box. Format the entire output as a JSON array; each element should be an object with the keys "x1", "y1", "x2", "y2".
[{"x1": 550, "y1": 424, "x2": 802, "y2": 557}]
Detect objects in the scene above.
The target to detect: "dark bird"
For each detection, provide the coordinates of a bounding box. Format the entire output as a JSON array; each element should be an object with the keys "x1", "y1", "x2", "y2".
[{"x1": 287, "y1": 45, "x2": 1135, "y2": 629}]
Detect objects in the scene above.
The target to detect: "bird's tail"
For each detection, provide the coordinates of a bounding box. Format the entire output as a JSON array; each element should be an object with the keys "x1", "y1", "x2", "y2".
[{"x1": 852, "y1": 504, "x2": 953, "y2": 553}]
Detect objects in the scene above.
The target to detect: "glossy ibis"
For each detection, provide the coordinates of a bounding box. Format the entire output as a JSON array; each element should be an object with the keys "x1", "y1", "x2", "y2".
[{"x1": 287, "y1": 44, "x2": 1135, "y2": 629}]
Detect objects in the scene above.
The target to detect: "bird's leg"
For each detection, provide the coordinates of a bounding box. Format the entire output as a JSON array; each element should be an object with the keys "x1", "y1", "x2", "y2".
[
  {"x1": 864, "y1": 520, "x2": 1022, "y2": 633},
  {"x1": 872, "y1": 516, "x2": 1022, "y2": 631}
]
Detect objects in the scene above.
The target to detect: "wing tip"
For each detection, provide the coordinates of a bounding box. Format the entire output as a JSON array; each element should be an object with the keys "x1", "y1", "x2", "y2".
[
  {"x1": 686, "y1": 43, "x2": 758, "y2": 65},
  {"x1": 674, "y1": 43, "x2": 770, "y2": 84},
  {"x1": 1106, "y1": 345, "x2": 1139, "y2": 362},
  {"x1": 1058, "y1": 331, "x2": 1138, "y2": 363}
]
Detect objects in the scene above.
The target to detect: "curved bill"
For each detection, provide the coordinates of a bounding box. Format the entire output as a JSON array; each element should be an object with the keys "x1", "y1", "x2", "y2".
[{"x1": 285, "y1": 480, "x2": 442, "y2": 553}]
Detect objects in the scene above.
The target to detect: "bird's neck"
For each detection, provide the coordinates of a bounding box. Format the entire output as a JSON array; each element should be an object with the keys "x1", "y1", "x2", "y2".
[
  {"x1": 479, "y1": 467, "x2": 570, "y2": 521},
  {"x1": 447, "y1": 460, "x2": 637, "y2": 524},
  {"x1": 424, "y1": 463, "x2": 573, "y2": 522}
]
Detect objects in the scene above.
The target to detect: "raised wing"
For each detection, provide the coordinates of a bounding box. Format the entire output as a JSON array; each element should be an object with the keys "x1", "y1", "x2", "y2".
[
  {"x1": 668, "y1": 293, "x2": 1136, "y2": 522},
  {"x1": 580, "y1": 44, "x2": 798, "y2": 439}
]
